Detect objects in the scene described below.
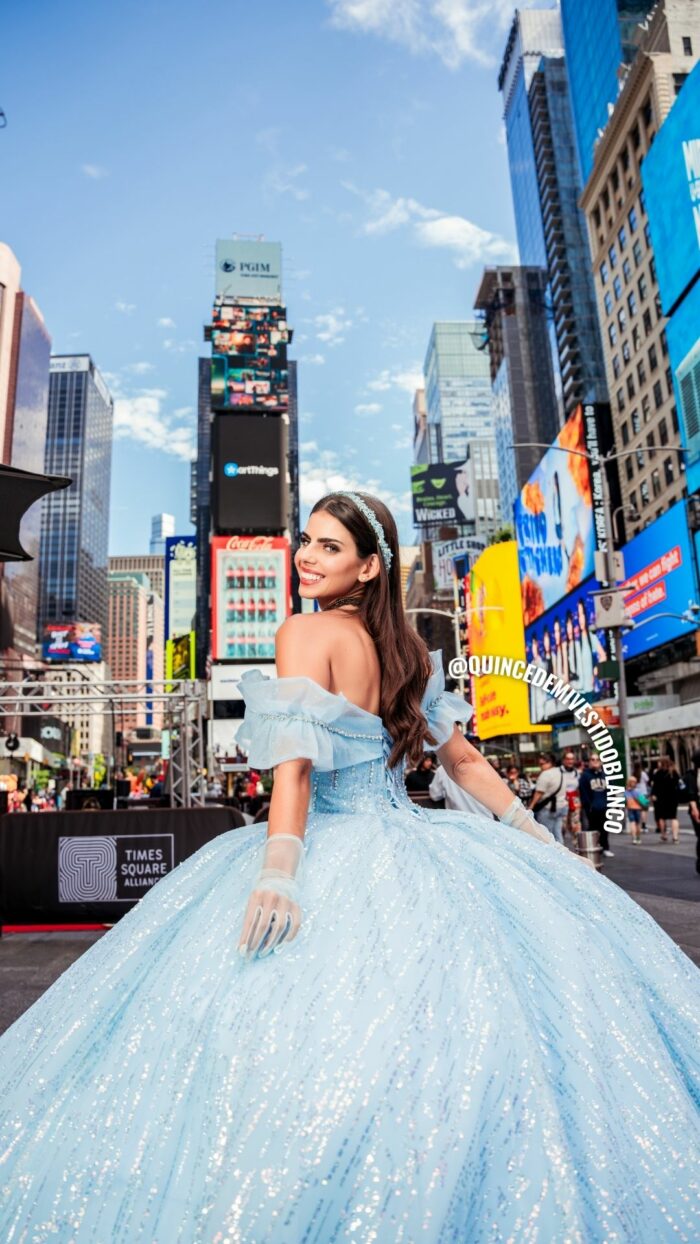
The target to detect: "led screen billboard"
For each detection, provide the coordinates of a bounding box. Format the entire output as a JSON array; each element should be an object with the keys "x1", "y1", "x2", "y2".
[
  {"x1": 215, "y1": 240, "x2": 282, "y2": 300},
  {"x1": 524, "y1": 579, "x2": 614, "y2": 724},
  {"x1": 164, "y1": 536, "x2": 197, "y2": 641},
  {"x1": 642, "y1": 61, "x2": 700, "y2": 314},
  {"x1": 411, "y1": 460, "x2": 475, "y2": 526},
  {"x1": 514, "y1": 404, "x2": 594, "y2": 625},
  {"x1": 619, "y1": 500, "x2": 699, "y2": 660},
  {"x1": 210, "y1": 303, "x2": 290, "y2": 412},
  {"x1": 666, "y1": 272, "x2": 700, "y2": 495},
  {"x1": 42, "y1": 623, "x2": 102, "y2": 663},
  {"x1": 211, "y1": 535, "x2": 291, "y2": 661},
  {"x1": 212, "y1": 414, "x2": 288, "y2": 532}
]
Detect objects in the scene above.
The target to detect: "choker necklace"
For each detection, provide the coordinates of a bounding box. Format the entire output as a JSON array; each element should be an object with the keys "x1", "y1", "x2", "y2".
[{"x1": 322, "y1": 590, "x2": 365, "y2": 612}]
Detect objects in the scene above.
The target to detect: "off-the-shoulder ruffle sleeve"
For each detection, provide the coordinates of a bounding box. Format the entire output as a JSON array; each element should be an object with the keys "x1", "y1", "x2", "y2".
[
  {"x1": 421, "y1": 649, "x2": 473, "y2": 749},
  {"x1": 234, "y1": 669, "x2": 386, "y2": 771}
]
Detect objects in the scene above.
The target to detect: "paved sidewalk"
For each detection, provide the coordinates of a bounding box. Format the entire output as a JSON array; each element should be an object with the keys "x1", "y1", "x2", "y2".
[{"x1": 1, "y1": 821, "x2": 698, "y2": 1036}]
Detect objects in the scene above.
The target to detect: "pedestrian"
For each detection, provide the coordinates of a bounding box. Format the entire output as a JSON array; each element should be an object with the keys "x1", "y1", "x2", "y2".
[
  {"x1": 561, "y1": 750, "x2": 581, "y2": 841},
  {"x1": 682, "y1": 748, "x2": 700, "y2": 876},
  {"x1": 529, "y1": 752, "x2": 567, "y2": 844},
  {"x1": 405, "y1": 753, "x2": 437, "y2": 793},
  {"x1": 428, "y1": 763, "x2": 495, "y2": 818},
  {"x1": 579, "y1": 753, "x2": 613, "y2": 856},
  {"x1": 651, "y1": 756, "x2": 681, "y2": 843},
  {"x1": 633, "y1": 762, "x2": 651, "y2": 833},
  {"x1": 626, "y1": 775, "x2": 643, "y2": 844},
  {"x1": 505, "y1": 763, "x2": 533, "y2": 804}
]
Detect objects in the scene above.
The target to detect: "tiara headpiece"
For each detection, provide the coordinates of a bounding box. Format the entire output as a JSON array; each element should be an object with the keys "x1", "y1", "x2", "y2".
[{"x1": 333, "y1": 491, "x2": 393, "y2": 572}]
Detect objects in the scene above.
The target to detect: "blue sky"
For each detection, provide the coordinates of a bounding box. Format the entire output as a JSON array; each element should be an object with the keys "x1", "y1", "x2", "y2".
[{"x1": 2, "y1": 0, "x2": 534, "y2": 551}]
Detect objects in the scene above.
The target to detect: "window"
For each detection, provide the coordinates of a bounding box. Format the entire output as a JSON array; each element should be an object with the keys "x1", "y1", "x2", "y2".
[
  {"x1": 653, "y1": 379, "x2": 663, "y2": 409},
  {"x1": 611, "y1": 167, "x2": 620, "y2": 193},
  {"x1": 664, "y1": 456, "x2": 675, "y2": 485},
  {"x1": 640, "y1": 479, "x2": 650, "y2": 507},
  {"x1": 633, "y1": 238, "x2": 643, "y2": 267},
  {"x1": 643, "y1": 308, "x2": 653, "y2": 336},
  {"x1": 631, "y1": 408, "x2": 641, "y2": 434},
  {"x1": 604, "y1": 291, "x2": 613, "y2": 316},
  {"x1": 666, "y1": 365, "x2": 674, "y2": 397},
  {"x1": 621, "y1": 420, "x2": 630, "y2": 445},
  {"x1": 622, "y1": 339, "x2": 631, "y2": 364},
  {"x1": 646, "y1": 431, "x2": 656, "y2": 459},
  {"x1": 648, "y1": 342, "x2": 658, "y2": 370},
  {"x1": 639, "y1": 187, "x2": 646, "y2": 215},
  {"x1": 618, "y1": 307, "x2": 627, "y2": 330},
  {"x1": 649, "y1": 255, "x2": 657, "y2": 283},
  {"x1": 630, "y1": 488, "x2": 638, "y2": 512},
  {"x1": 622, "y1": 258, "x2": 632, "y2": 284},
  {"x1": 613, "y1": 275, "x2": 623, "y2": 300},
  {"x1": 628, "y1": 205, "x2": 638, "y2": 232},
  {"x1": 631, "y1": 123, "x2": 641, "y2": 150},
  {"x1": 642, "y1": 394, "x2": 651, "y2": 423},
  {"x1": 683, "y1": 35, "x2": 693, "y2": 55},
  {"x1": 671, "y1": 404, "x2": 679, "y2": 434},
  {"x1": 632, "y1": 324, "x2": 641, "y2": 351},
  {"x1": 609, "y1": 323, "x2": 618, "y2": 346},
  {"x1": 617, "y1": 224, "x2": 627, "y2": 250},
  {"x1": 651, "y1": 468, "x2": 661, "y2": 498},
  {"x1": 636, "y1": 447, "x2": 646, "y2": 469},
  {"x1": 625, "y1": 457, "x2": 634, "y2": 482},
  {"x1": 593, "y1": 205, "x2": 602, "y2": 230},
  {"x1": 644, "y1": 221, "x2": 652, "y2": 247},
  {"x1": 609, "y1": 243, "x2": 618, "y2": 268},
  {"x1": 612, "y1": 353, "x2": 622, "y2": 378},
  {"x1": 674, "y1": 73, "x2": 689, "y2": 96},
  {"x1": 654, "y1": 291, "x2": 663, "y2": 321},
  {"x1": 660, "y1": 328, "x2": 668, "y2": 356},
  {"x1": 617, "y1": 387, "x2": 626, "y2": 413},
  {"x1": 659, "y1": 417, "x2": 669, "y2": 446},
  {"x1": 599, "y1": 259, "x2": 609, "y2": 285},
  {"x1": 627, "y1": 374, "x2": 636, "y2": 399},
  {"x1": 637, "y1": 358, "x2": 646, "y2": 386},
  {"x1": 638, "y1": 272, "x2": 648, "y2": 300},
  {"x1": 627, "y1": 290, "x2": 638, "y2": 315}
]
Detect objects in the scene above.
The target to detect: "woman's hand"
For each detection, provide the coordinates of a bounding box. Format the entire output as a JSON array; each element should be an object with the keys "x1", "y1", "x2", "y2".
[{"x1": 239, "y1": 833, "x2": 305, "y2": 961}]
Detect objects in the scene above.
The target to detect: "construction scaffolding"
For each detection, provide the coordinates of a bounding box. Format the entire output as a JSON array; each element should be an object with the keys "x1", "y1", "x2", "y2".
[{"x1": 0, "y1": 678, "x2": 207, "y2": 808}]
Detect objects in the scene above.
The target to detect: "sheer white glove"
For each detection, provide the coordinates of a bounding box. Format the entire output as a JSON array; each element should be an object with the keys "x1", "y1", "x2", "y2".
[
  {"x1": 500, "y1": 796, "x2": 553, "y2": 843},
  {"x1": 238, "y1": 833, "x2": 305, "y2": 960}
]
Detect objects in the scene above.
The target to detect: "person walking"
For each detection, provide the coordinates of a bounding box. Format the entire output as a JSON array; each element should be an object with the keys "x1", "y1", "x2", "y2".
[
  {"x1": 626, "y1": 776, "x2": 643, "y2": 845},
  {"x1": 579, "y1": 754, "x2": 613, "y2": 856},
  {"x1": 529, "y1": 752, "x2": 567, "y2": 844},
  {"x1": 682, "y1": 748, "x2": 700, "y2": 876},
  {"x1": 651, "y1": 757, "x2": 681, "y2": 843},
  {"x1": 633, "y1": 762, "x2": 651, "y2": 833},
  {"x1": 561, "y1": 750, "x2": 581, "y2": 842}
]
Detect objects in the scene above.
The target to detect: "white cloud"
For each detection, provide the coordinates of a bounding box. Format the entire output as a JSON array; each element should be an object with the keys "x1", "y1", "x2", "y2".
[
  {"x1": 345, "y1": 182, "x2": 516, "y2": 268},
  {"x1": 113, "y1": 388, "x2": 195, "y2": 462},
  {"x1": 158, "y1": 316, "x2": 176, "y2": 328},
  {"x1": 125, "y1": 361, "x2": 154, "y2": 375},
  {"x1": 264, "y1": 163, "x2": 310, "y2": 201},
  {"x1": 81, "y1": 163, "x2": 109, "y2": 179},
  {"x1": 355, "y1": 402, "x2": 383, "y2": 416},
  {"x1": 314, "y1": 307, "x2": 353, "y2": 346},
  {"x1": 301, "y1": 353, "x2": 326, "y2": 366},
  {"x1": 367, "y1": 364, "x2": 423, "y2": 394},
  {"x1": 393, "y1": 433, "x2": 413, "y2": 450},
  {"x1": 326, "y1": 0, "x2": 517, "y2": 69},
  {"x1": 298, "y1": 445, "x2": 409, "y2": 514},
  {"x1": 115, "y1": 300, "x2": 136, "y2": 314},
  {"x1": 163, "y1": 338, "x2": 197, "y2": 354},
  {"x1": 174, "y1": 405, "x2": 194, "y2": 418}
]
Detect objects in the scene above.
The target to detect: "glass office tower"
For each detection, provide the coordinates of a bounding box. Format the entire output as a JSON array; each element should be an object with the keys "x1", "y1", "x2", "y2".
[
  {"x1": 560, "y1": 0, "x2": 654, "y2": 185},
  {"x1": 423, "y1": 323, "x2": 492, "y2": 464},
  {"x1": 39, "y1": 356, "x2": 114, "y2": 639}
]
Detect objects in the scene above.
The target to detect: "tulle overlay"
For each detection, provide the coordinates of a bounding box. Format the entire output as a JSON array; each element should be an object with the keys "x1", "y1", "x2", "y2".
[{"x1": 1, "y1": 652, "x2": 699, "y2": 1243}]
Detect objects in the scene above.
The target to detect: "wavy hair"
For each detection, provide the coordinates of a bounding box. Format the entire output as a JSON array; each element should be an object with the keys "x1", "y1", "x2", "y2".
[{"x1": 311, "y1": 491, "x2": 439, "y2": 769}]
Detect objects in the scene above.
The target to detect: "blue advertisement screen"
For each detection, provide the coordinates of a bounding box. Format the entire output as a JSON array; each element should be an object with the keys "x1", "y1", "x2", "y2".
[
  {"x1": 524, "y1": 577, "x2": 614, "y2": 724},
  {"x1": 620, "y1": 500, "x2": 699, "y2": 660},
  {"x1": 666, "y1": 277, "x2": 700, "y2": 496},
  {"x1": 642, "y1": 62, "x2": 700, "y2": 313}
]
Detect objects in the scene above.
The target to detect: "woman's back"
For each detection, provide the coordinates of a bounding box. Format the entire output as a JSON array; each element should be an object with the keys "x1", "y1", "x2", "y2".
[{"x1": 310, "y1": 612, "x2": 382, "y2": 717}]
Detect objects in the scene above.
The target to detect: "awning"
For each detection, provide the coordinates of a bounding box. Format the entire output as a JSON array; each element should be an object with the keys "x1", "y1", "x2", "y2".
[
  {"x1": 629, "y1": 700, "x2": 700, "y2": 737},
  {"x1": 0, "y1": 464, "x2": 71, "y2": 562}
]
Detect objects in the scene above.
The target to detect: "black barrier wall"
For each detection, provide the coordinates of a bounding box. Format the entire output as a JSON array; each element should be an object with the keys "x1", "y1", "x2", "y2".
[{"x1": 0, "y1": 807, "x2": 247, "y2": 924}]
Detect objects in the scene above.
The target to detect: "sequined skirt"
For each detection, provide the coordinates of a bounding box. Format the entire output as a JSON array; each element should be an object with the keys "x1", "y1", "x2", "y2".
[{"x1": 1, "y1": 805, "x2": 700, "y2": 1243}]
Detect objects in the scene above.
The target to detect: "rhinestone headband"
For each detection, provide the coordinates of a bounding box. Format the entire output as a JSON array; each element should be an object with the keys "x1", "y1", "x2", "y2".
[{"x1": 333, "y1": 491, "x2": 393, "y2": 572}]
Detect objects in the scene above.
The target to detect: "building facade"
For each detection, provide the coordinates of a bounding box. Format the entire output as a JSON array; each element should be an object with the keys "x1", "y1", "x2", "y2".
[
  {"x1": 474, "y1": 266, "x2": 560, "y2": 526},
  {"x1": 107, "y1": 572, "x2": 149, "y2": 734},
  {"x1": 108, "y1": 554, "x2": 165, "y2": 602},
  {"x1": 579, "y1": 4, "x2": 699, "y2": 536},
  {"x1": 149, "y1": 513, "x2": 175, "y2": 555},
  {"x1": 39, "y1": 356, "x2": 114, "y2": 641},
  {"x1": 423, "y1": 322, "x2": 493, "y2": 463}
]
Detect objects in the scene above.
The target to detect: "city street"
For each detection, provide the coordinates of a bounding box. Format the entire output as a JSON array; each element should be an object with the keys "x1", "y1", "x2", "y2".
[{"x1": 2, "y1": 818, "x2": 697, "y2": 1037}]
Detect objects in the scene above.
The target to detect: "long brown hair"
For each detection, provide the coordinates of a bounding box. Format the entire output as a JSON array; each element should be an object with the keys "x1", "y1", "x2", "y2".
[{"x1": 311, "y1": 491, "x2": 439, "y2": 769}]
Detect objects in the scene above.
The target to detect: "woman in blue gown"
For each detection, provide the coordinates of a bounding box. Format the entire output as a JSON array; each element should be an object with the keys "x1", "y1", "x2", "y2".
[{"x1": 1, "y1": 489, "x2": 700, "y2": 1244}]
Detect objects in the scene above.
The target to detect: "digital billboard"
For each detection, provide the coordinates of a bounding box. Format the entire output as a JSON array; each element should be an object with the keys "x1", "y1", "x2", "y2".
[
  {"x1": 619, "y1": 500, "x2": 699, "y2": 660},
  {"x1": 164, "y1": 536, "x2": 197, "y2": 641},
  {"x1": 165, "y1": 632, "x2": 195, "y2": 682},
  {"x1": 642, "y1": 61, "x2": 700, "y2": 314},
  {"x1": 42, "y1": 623, "x2": 102, "y2": 663},
  {"x1": 514, "y1": 404, "x2": 594, "y2": 625},
  {"x1": 215, "y1": 240, "x2": 282, "y2": 300},
  {"x1": 211, "y1": 535, "x2": 291, "y2": 661},
  {"x1": 210, "y1": 303, "x2": 290, "y2": 412},
  {"x1": 524, "y1": 578, "x2": 614, "y2": 724},
  {"x1": 432, "y1": 537, "x2": 486, "y2": 592},
  {"x1": 467, "y1": 542, "x2": 548, "y2": 740},
  {"x1": 411, "y1": 459, "x2": 475, "y2": 526},
  {"x1": 666, "y1": 271, "x2": 700, "y2": 495},
  {"x1": 212, "y1": 414, "x2": 288, "y2": 532}
]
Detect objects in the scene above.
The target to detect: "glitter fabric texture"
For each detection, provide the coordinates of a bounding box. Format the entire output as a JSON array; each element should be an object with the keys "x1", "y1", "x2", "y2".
[{"x1": 1, "y1": 650, "x2": 700, "y2": 1243}]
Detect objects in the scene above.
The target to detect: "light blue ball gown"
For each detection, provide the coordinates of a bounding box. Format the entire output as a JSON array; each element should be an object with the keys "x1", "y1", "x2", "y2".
[{"x1": 1, "y1": 650, "x2": 699, "y2": 1243}]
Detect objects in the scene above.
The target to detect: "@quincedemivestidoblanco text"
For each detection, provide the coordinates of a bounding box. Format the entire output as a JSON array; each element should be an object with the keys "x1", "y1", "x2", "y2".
[{"x1": 450, "y1": 655, "x2": 626, "y2": 837}]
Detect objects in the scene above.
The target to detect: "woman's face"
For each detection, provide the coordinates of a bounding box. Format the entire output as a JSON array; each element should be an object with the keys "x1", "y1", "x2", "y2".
[
  {"x1": 566, "y1": 617, "x2": 574, "y2": 639},
  {"x1": 295, "y1": 509, "x2": 380, "y2": 607},
  {"x1": 454, "y1": 468, "x2": 468, "y2": 497}
]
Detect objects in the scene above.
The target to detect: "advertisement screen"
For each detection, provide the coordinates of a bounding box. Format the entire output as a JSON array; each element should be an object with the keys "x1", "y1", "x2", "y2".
[
  {"x1": 619, "y1": 500, "x2": 699, "y2": 660},
  {"x1": 211, "y1": 358, "x2": 289, "y2": 411},
  {"x1": 432, "y1": 537, "x2": 486, "y2": 593},
  {"x1": 642, "y1": 62, "x2": 700, "y2": 314},
  {"x1": 165, "y1": 632, "x2": 195, "y2": 682},
  {"x1": 524, "y1": 579, "x2": 614, "y2": 724},
  {"x1": 210, "y1": 303, "x2": 290, "y2": 412},
  {"x1": 42, "y1": 623, "x2": 102, "y2": 663},
  {"x1": 215, "y1": 240, "x2": 282, "y2": 300},
  {"x1": 213, "y1": 414, "x2": 288, "y2": 532},
  {"x1": 211, "y1": 535, "x2": 291, "y2": 661},
  {"x1": 164, "y1": 536, "x2": 197, "y2": 641},
  {"x1": 468, "y1": 542, "x2": 548, "y2": 739},
  {"x1": 514, "y1": 404, "x2": 594, "y2": 625},
  {"x1": 666, "y1": 277, "x2": 700, "y2": 495},
  {"x1": 411, "y1": 459, "x2": 475, "y2": 526}
]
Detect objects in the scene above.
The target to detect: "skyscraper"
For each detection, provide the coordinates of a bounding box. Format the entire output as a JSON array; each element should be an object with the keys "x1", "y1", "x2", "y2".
[
  {"x1": 560, "y1": 0, "x2": 655, "y2": 185},
  {"x1": 39, "y1": 356, "x2": 114, "y2": 640},
  {"x1": 474, "y1": 266, "x2": 560, "y2": 525},
  {"x1": 423, "y1": 322, "x2": 493, "y2": 462},
  {"x1": 149, "y1": 512, "x2": 175, "y2": 555},
  {"x1": 499, "y1": 8, "x2": 608, "y2": 417}
]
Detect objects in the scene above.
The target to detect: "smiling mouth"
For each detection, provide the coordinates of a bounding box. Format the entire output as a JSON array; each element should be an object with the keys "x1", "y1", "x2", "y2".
[{"x1": 299, "y1": 570, "x2": 324, "y2": 583}]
